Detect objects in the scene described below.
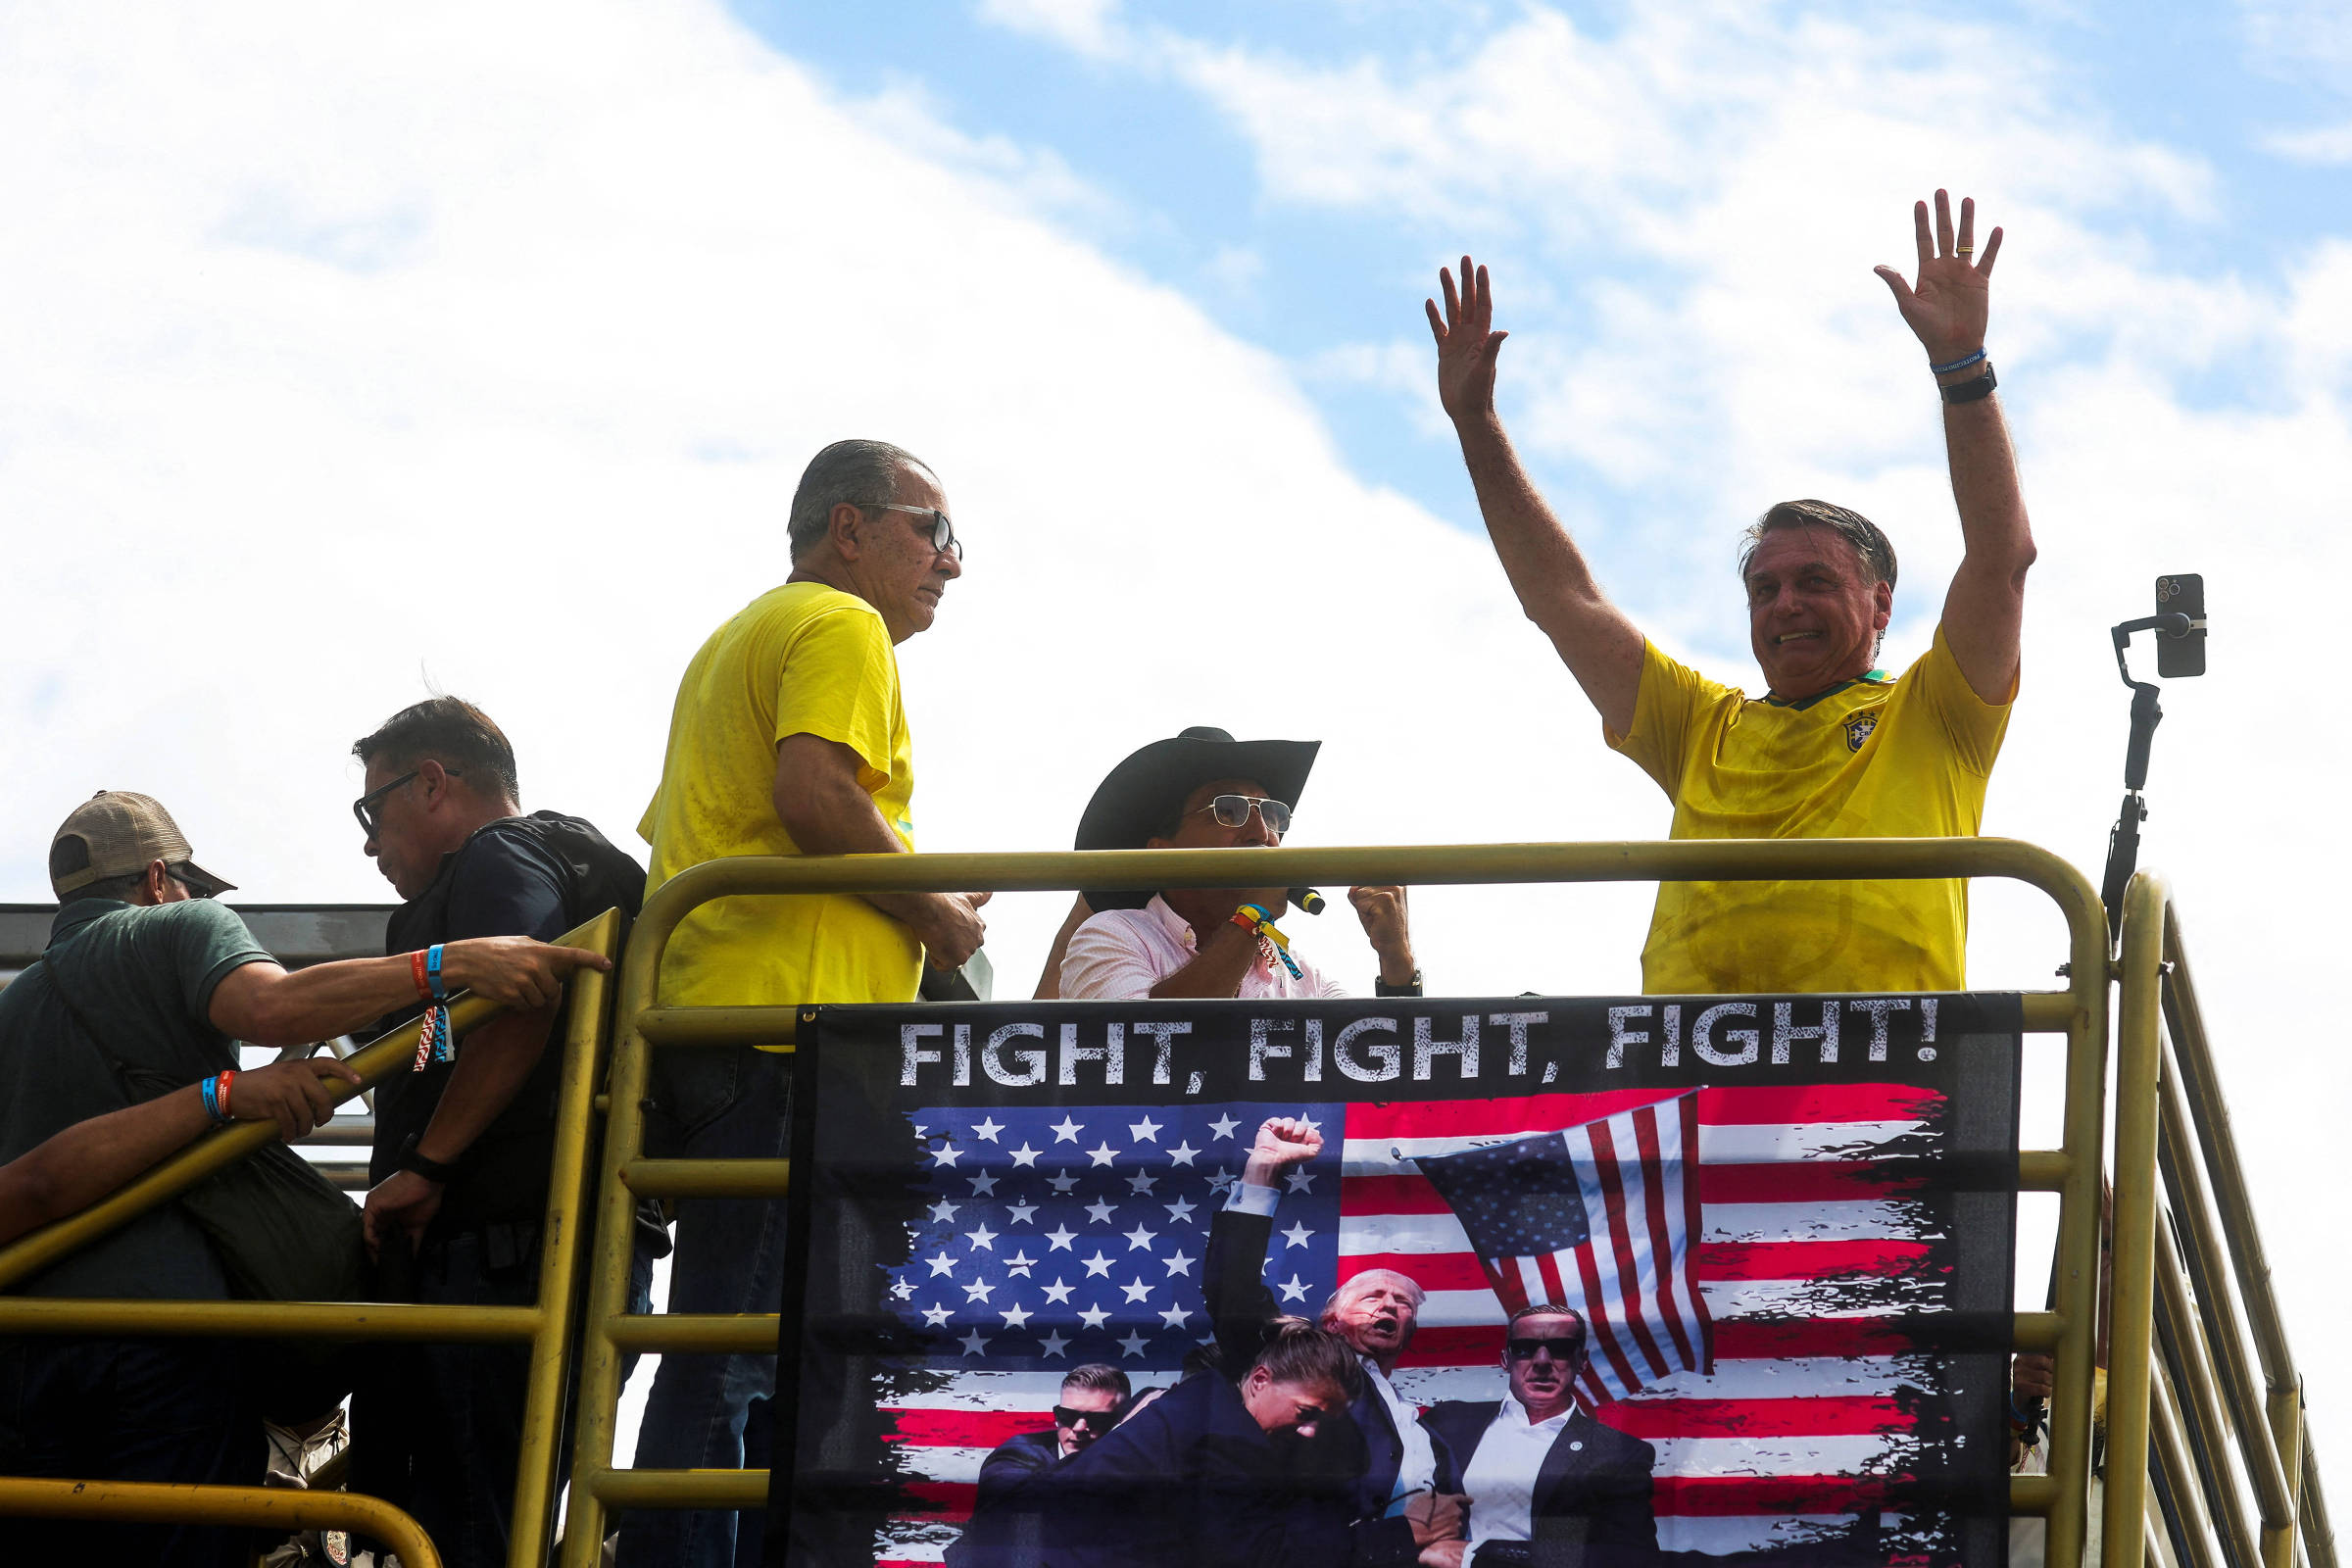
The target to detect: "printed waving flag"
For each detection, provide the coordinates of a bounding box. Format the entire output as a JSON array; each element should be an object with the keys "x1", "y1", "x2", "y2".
[
  {"x1": 1413, "y1": 1091, "x2": 1710, "y2": 1404},
  {"x1": 783, "y1": 995, "x2": 2020, "y2": 1567}
]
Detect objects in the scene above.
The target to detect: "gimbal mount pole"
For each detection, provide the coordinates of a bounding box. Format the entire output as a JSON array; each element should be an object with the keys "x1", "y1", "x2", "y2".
[{"x1": 2098, "y1": 612, "x2": 2192, "y2": 945}]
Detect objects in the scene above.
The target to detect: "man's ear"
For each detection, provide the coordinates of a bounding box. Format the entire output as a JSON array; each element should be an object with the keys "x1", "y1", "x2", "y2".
[
  {"x1": 828, "y1": 500, "x2": 867, "y2": 562},
  {"x1": 1872, "y1": 580, "x2": 1893, "y2": 630},
  {"x1": 141, "y1": 858, "x2": 172, "y2": 906},
  {"x1": 416, "y1": 758, "x2": 450, "y2": 807}
]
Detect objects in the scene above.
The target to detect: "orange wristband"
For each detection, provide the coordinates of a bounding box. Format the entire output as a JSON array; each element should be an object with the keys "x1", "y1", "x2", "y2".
[
  {"x1": 411, "y1": 949, "x2": 431, "y2": 999},
  {"x1": 217, "y1": 1068, "x2": 235, "y2": 1120}
]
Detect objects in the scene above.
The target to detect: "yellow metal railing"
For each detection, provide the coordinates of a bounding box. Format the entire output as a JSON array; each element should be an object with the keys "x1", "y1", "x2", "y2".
[
  {"x1": 559, "y1": 836, "x2": 2116, "y2": 1568},
  {"x1": 2112, "y1": 874, "x2": 2335, "y2": 1568},
  {"x1": 0, "y1": 908, "x2": 626, "y2": 1568},
  {"x1": 5, "y1": 845, "x2": 2330, "y2": 1568}
]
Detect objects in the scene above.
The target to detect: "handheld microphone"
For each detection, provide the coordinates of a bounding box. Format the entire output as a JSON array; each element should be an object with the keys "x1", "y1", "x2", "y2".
[{"x1": 1289, "y1": 887, "x2": 1327, "y2": 915}]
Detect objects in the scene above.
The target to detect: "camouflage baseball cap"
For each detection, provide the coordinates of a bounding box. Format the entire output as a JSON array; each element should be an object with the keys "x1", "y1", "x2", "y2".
[{"x1": 49, "y1": 791, "x2": 236, "y2": 899}]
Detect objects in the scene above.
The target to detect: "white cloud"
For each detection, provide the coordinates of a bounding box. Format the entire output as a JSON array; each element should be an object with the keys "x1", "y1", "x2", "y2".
[
  {"x1": 976, "y1": 0, "x2": 1127, "y2": 60},
  {"x1": 2263, "y1": 120, "x2": 2352, "y2": 163},
  {"x1": 999, "y1": 1, "x2": 2352, "y2": 1413},
  {"x1": 4, "y1": 0, "x2": 2346, "y2": 1430}
]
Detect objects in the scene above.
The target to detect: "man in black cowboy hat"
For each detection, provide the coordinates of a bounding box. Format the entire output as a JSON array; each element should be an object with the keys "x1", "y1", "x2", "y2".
[{"x1": 1054, "y1": 727, "x2": 1421, "y2": 1001}]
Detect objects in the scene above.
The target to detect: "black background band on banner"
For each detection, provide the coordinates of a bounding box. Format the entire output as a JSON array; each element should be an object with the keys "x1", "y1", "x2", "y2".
[{"x1": 765, "y1": 992, "x2": 2023, "y2": 1568}]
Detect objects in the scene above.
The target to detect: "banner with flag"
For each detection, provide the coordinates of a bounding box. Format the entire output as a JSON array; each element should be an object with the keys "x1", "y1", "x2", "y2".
[{"x1": 774, "y1": 994, "x2": 2021, "y2": 1567}]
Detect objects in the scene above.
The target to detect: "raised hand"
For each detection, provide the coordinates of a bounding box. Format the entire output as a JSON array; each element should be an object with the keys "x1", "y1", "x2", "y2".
[
  {"x1": 1241, "y1": 1115, "x2": 1324, "y2": 1188},
  {"x1": 1874, "y1": 189, "x2": 2001, "y2": 365},
  {"x1": 1427, "y1": 256, "x2": 1509, "y2": 424}
]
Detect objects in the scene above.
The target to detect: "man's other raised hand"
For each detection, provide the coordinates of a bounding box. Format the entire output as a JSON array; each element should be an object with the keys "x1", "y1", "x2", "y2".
[
  {"x1": 1428, "y1": 256, "x2": 1509, "y2": 425},
  {"x1": 1874, "y1": 189, "x2": 2002, "y2": 366}
]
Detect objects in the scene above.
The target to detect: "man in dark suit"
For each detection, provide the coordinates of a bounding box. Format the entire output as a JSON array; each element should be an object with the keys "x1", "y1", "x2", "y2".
[
  {"x1": 947, "y1": 1365, "x2": 1131, "y2": 1567},
  {"x1": 1040, "y1": 1319, "x2": 1362, "y2": 1568},
  {"x1": 1205, "y1": 1115, "x2": 1467, "y2": 1566},
  {"x1": 1419, "y1": 1304, "x2": 1658, "y2": 1568}
]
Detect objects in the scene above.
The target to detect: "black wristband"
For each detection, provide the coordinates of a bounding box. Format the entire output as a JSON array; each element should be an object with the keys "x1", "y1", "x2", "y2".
[
  {"x1": 1939, "y1": 364, "x2": 1997, "y2": 404},
  {"x1": 397, "y1": 1133, "x2": 462, "y2": 1184},
  {"x1": 1373, "y1": 970, "x2": 1425, "y2": 998}
]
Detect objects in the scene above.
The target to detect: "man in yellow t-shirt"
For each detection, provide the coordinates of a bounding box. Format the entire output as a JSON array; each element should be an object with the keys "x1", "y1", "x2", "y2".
[
  {"x1": 626, "y1": 437, "x2": 989, "y2": 1568},
  {"x1": 1427, "y1": 189, "x2": 2035, "y2": 993}
]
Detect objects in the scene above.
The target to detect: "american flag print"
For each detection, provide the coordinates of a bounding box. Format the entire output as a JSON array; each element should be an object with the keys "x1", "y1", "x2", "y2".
[
  {"x1": 1415, "y1": 1092, "x2": 1711, "y2": 1405},
  {"x1": 1339, "y1": 1082, "x2": 1993, "y2": 1558},
  {"x1": 788, "y1": 996, "x2": 2019, "y2": 1568}
]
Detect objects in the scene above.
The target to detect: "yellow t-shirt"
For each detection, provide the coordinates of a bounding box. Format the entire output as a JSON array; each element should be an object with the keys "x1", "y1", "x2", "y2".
[
  {"x1": 639, "y1": 581, "x2": 922, "y2": 1009},
  {"x1": 1608, "y1": 625, "x2": 2012, "y2": 994}
]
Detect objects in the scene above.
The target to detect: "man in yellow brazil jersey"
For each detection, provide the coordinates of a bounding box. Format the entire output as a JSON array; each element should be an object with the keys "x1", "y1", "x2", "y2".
[
  {"x1": 1428, "y1": 189, "x2": 2034, "y2": 994},
  {"x1": 628, "y1": 437, "x2": 989, "y2": 1568}
]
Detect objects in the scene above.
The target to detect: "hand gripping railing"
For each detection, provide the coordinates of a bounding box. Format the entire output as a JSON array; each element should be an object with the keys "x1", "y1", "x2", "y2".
[
  {"x1": 2111, "y1": 873, "x2": 2335, "y2": 1568},
  {"x1": 0, "y1": 908, "x2": 626, "y2": 1568},
  {"x1": 559, "y1": 837, "x2": 2116, "y2": 1568}
]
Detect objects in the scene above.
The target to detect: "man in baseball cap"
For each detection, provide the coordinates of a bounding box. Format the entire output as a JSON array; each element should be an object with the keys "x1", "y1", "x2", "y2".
[
  {"x1": 2, "y1": 791, "x2": 612, "y2": 1568},
  {"x1": 48, "y1": 790, "x2": 237, "y2": 902}
]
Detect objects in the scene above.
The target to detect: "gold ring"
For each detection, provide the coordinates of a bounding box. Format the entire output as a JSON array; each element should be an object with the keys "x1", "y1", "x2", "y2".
[{"x1": 1956, "y1": 245, "x2": 1975, "y2": 256}]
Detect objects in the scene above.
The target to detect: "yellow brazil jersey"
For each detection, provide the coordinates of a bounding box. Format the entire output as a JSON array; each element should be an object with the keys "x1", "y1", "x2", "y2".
[
  {"x1": 1608, "y1": 625, "x2": 2012, "y2": 995},
  {"x1": 639, "y1": 581, "x2": 922, "y2": 1013}
]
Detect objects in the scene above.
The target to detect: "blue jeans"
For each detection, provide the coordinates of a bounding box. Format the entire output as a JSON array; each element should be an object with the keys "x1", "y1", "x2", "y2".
[
  {"x1": 0, "y1": 1336, "x2": 261, "y2": 1567},
  {"x1": 619, "y1": 1045, "x2": 792, "y2": 1568}
]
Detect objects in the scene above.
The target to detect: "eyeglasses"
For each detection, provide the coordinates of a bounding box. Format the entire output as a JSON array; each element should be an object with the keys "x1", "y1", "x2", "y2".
[
  {"x1": 1186, "y1": 795, "x2": 1291, "y2": 836},
  {"x1": 1052, "y1": 1405, "x2": 1118, "y2": 1434},
  {"x1": 1505, "y1": 1337, "x2": 1586, "y2": 1362},
  {"x1": 867, "y1": 503, "x2": 963, "y2": 562},
  {"x1": 353, "y1": 767, "x2": 463, "y2": 837}
]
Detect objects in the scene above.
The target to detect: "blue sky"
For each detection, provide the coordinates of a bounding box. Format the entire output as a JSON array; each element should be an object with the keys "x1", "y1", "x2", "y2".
[
  {"x1": 4, "y1": 0, "x2": 2349, "y2": 1420},
  {"x1": 736, "y1": 0, "x2": 2352, "y2": 669}
]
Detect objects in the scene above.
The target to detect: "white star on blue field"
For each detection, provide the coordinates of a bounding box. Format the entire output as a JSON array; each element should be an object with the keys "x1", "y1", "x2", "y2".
[{"x1": 892, "y1": 1102, "x2": 1344, "y2": 1370}]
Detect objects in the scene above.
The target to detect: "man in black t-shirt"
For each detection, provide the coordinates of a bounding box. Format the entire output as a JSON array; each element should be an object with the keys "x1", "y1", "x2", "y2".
[
  {"x1": 349, "y1": 698, "x2": 653, "y2": 1568},
  {"x1": 1, "y1": 789, "x2": 607, "y2": 1568}
]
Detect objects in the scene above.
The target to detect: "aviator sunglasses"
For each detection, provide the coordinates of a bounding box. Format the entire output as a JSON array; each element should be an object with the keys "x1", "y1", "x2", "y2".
[
  {"x1": 867, "y1": 503, "x2": 964, "y2": 562},
  {"x1": 1184, "y1": 795, "x2": 1292, "y2": 835}
]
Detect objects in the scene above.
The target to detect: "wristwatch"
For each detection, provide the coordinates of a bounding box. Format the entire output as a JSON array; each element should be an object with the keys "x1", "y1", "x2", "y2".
[
  {"x1": 1373, "y1": 970, "x2": 1425, "y2": 998},
  {"x1": 1939, "y1": 364, "x2": 1997, "y2": 404},
  {"x1": 397, "y1": 1133, "x2": 463, "y2": 1184}
]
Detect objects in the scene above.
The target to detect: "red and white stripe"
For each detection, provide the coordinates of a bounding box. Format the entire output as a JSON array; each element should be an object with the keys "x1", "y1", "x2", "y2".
[
  {"x1": 1344, "y1": 1083, "x2": 1949, "y2": 1548},
  {"x1": 873, "y1": 1082, "x2": 1952, "y2": 1561},
  {"x1": 1438, "y1": 1092, "x2": 1708, "y2": 1404}
]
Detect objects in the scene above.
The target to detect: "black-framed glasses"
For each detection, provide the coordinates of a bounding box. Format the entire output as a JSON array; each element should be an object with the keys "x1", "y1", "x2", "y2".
[
  {"x1": 1052, "y1": 1405, "x2": 1118, "y2": 1434},
  {"x1": 866, "y1": 503, "x2": 963, "y2": 562},
  {"x1": 1505, "y1": 1336, "x2": 1585, "y2": 1363},
  {"x1": 353, "y1": 767, "x2": 463, "y2": 837},
  {"x1": 1187, "y1": 794, "x2": 1291, "y2": 836}
]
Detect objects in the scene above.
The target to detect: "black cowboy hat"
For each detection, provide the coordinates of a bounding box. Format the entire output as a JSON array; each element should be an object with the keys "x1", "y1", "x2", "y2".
[{"x1": 1073, "y1": 726, "x2": 1319, "y2": 910}]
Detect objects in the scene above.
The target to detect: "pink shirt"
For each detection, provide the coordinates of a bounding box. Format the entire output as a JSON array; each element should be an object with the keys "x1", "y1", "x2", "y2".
[{"x1": 1058, "y1": 895, "x2": 1348, "y2": 1001}]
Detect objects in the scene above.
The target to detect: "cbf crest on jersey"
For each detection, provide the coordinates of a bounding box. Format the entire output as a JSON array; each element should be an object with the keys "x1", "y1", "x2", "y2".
[{"x1": 1844, "y1": 710, "x2": 1881, "y2": 752}]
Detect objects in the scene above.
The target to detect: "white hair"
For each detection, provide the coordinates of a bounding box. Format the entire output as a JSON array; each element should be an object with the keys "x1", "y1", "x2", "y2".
[{"x1": 1320, "y1": 1268, "x2": 1427, "y2": 1322}]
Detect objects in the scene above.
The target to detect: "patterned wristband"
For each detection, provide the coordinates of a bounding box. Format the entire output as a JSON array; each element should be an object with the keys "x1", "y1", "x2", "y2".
[
  {"x1": 216, "y1": 1068, "x2": 235, "y2": 1120},
  {"x1": 411, "y1": 949, "x2": 432, "y2": 1000}
]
